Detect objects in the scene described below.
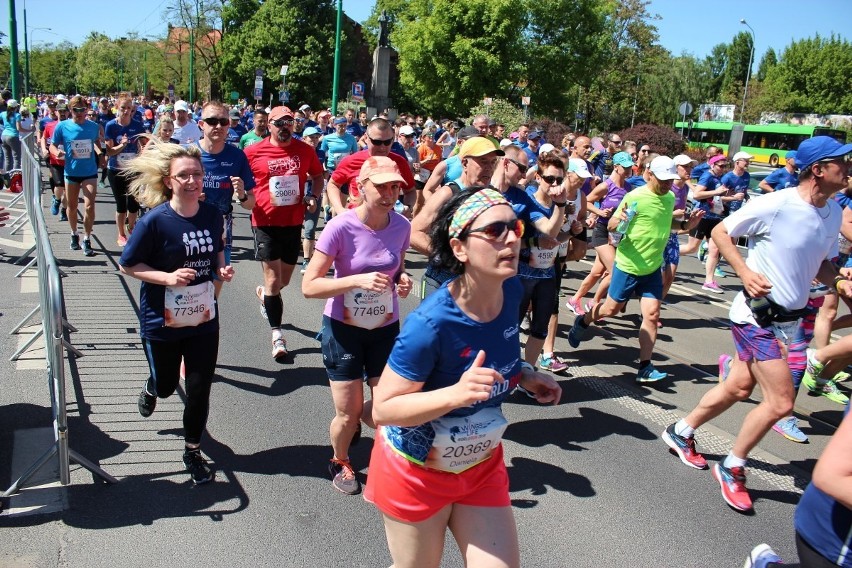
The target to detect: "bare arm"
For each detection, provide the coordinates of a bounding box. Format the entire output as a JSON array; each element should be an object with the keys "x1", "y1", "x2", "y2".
[
  {"x1": 325, "y1": 177, "x2": 348, "y2": 216},
  {"x1": 410, "y1": 184, "x2": 453, "y2": 256},
  {"x1": 757, "y1": 179, "x2": 775, "y2": 193},
  {"x1": 812, "y1": 403, "x2": 852, "y2": 510},
  {"x1": 711, "y1": 220, "x2": 772, "y2": 298},
  {"x1": 841, "y1": 205, "x2": 852, "y2": 242},
  {"x1": 692, "y1": 183, "x2": 726, "y2": 200},
  {"x1": 302, "y1": 250, "x2": 392, "y2": 299},
  {"x1": 120, "y1": 262, "x2": 197, "y2": 287},
  {"x1": 422, "y1": 160, "x2": 448, "y2": 198}
]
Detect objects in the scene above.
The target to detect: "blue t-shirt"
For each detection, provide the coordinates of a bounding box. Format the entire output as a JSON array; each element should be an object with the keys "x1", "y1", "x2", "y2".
[
  {"x1": 119, "y1": 201, "x2": 224, "y2": 341},
  {"x1": 442, "y1": 155, "x2": 463, "y2": 184},
  {"x1": 51, "y1": 119, "x2": 101, "y2": 177},
  {"x1": 226, "y1": 124, "x2": 248, "y2": 147},
  {"x1": 104, "y1": 118, "x2": 147, "y2": 170},
  {"x1": 320, "y1": 132, "x2": 358, "y2": 171},
  {"x1": 523, "y1": 146, "x2": 538, "y2": 169},
  {"x1": 38, "y1": 115, "x2": 55, "y2": 134},
  {"x1": 795, "y1": 482, "x2": 852, "y2": 567},
  {"x1": 691, "y1": 161, "x2": 710, "y2": 181},
  {"x1": 519, "y1": 187, "x2": 557, "y2": 279},
  {"x1": 762, "y1": 168, "x2": 798, "y2": 191},
  {"x1": 503, "y1": 185, "x2": 536, "y2": 228},
  {"x1": 1, "y1": 111, "x2": 21, "y2": 137},
  {"x1": 345, "y1": 122, "x2": 364, "y2": 138},
  {"x1": 625, "y1": 175, "x2": 646, "y2": 188},
  {"x1": 197, "y1": 143, "x2": 256, "y2": 215},
  {"x1": 720, "y1": 170, "x2": 750, "y2": 213},
  {"x1": 696, "y1": 171, "x2": 723, "y2": 220},
  {"x1": 96, "y1": 111, "x2": 115, "y2": 130},
  {"x1": 384, "y1": 277, "x2": 523, "y2": 462}
]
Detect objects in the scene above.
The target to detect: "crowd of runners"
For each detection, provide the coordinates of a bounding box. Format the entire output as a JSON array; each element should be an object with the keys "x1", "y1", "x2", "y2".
[{"x1": 6, "y1": 88, "x2": 852, "y2": 568}]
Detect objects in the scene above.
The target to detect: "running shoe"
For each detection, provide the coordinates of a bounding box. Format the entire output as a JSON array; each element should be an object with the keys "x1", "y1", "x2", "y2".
[
  {"x1": 59, "y1": 208, "x2": 68, "y2": 222},
  {"x1": 834, "y1": 371, "x2": 851, "y2": 383},
  {"x1": 698, "y1": 241, "x2": 709, "y2": 263},
  {"x1": 520, "y1": 312, "x2": 531, "y2": 334},
  {"x1": 772, "y1": 416, "x2": 808, "y2": 443},
  {"x1": 538, "y1": 354, "x2": 570, "y2": 374},
  {"x1": 802, "y1": 374, "x2": 849, "y2": 405},
  {"x1": 70, "y1": 234, "x2": 80, "y2": 250},
  {"x1": 712, "y1": 462, "x2": 753, "y2": 512},
  {"x1": 329, "y1": 458, "x2": 360, "y2": 495},
  {"x1": 566, "y1": 297, "x2": 586, "y2": 316},
  {"x1": 82, "y1": 238, "x2": 94, "y2": 257},
  {"x1": 702, "y1": 281, "x2": 723, "y2": 294},
  {"x1": 637, "y1": 364, "x2": 667, "y2": 383},
  {"x1": 805, "y1": 348, "x2": 825, "y2": 378},
  {"x1": 179, "y1": 358, "x2": 186, "y2": 381},
  {"x1": 714, "y1": 267, "x2": 726, "y2": 279},
  {"x1": 138, "y1": 387, "x2": 157, "y2": 418},
  {"x1": 567, "y1": 314, "x2": 588, "y2": 348},
  {"x1": 272, "y1": 337, "x2": 288, "y2": 361},
  {"x1": 661, "y1": 423, "x2": 707, "y2": 469},
  {"x1": 584, "y1": 300, "x2": 599, "y2": 314},
  {"x1": 117, "y1": 235, "x2": 128, "y2": 247},
  {"x1": 718, "y1": 353, "x2": 733, "y2": 383},
  {"x1": 50, "y1": 196, "x2": 60, "y2": 216},
  {"x1": 183, "y1": 448, "x2": 214, "y2": 485},
  {"x1": 256, "y1": 285, "x2": 267, "y2": 319},
  {"x1": 743, "y1": 543, "x2": 782, "y2": 568},
  {"x1": 300, "y1": 258, "x2": 309, "y2": 274}
]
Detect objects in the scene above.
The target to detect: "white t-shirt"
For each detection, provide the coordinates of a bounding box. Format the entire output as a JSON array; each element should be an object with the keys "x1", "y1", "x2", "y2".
[
  {"x1": 724, "y1": 189, "x2": 841, "y2": 325},
  {"x1": 173, "y1": 120, "x2": 202, "y2": 144}
]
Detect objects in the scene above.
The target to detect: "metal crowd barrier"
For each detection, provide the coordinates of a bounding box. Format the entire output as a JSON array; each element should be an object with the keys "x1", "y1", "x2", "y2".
[{"x1": 4, "y1": 134, "x2": 116, "y2": 498}]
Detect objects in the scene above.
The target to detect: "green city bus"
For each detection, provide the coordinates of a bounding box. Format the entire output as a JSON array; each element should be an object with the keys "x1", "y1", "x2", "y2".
[{"x1": 674, "y1": 121, "x2": 848, "y2": 166}]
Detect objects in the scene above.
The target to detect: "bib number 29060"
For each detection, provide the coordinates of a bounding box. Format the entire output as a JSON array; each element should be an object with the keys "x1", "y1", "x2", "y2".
[{"x1": 269, "y1": 175, "x2": 300, "y2": 206}]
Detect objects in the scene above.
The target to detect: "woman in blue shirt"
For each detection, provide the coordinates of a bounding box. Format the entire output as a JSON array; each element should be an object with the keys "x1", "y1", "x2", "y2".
[{"x1": 1, "y1": 99, "x2": 23, "y2": 173}]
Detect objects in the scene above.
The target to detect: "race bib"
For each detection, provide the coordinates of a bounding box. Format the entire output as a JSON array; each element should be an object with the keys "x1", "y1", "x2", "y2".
[
  {"x1": 771, "y1": 319, "x2": 801, "y2": 345},
  {"x1": 116, "y1": 151, "x2": 135, "y2": 168},
  {"x1": 425, "y1": 407, "x2": 508, "y2": 474},
  {"x1": 269, "y1": 175, "x2": 300, "y2": 206},
  {"x1": 529, "y1": 245, "x2": 559, "y2": 269},
  {"x1": 343, "y1": 287, "x2": 393, "y2": 329},
  {"x1": 70, "y1": 139, "x2": 92, "y2": 160},
  {"x1": 711, "y1": 195, "x2": 724, "y2": 215},
  {"x1": 163, "y1": 281, "x2": 216, "y2": 328}
]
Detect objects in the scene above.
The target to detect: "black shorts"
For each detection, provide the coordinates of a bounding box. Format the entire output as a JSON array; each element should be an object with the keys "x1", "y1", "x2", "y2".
[
  {"x1": 574, "y1": 227, "x2": 588, "y2": 242},
  {"x1": 321, "y1": 315, "x2": 399, "y2": 381},
  {"x1": 65, "y1": 174, "x2": 96, "y2": 184},
  {"x1": 689, "y1": 217, "x2": 722, "y2": 240},
  {"x1": 253, "y1": 225, "x2": 302, "y2": 264},
  {"x1": 49, "y1": 164, "x2": 65, "y2": 186},
  {"x1": 107, "y1": 169, "x2": 140, "y2": 214},
  {"x1": 590, "y1": 224, "x2": 611, "y2": 248}
]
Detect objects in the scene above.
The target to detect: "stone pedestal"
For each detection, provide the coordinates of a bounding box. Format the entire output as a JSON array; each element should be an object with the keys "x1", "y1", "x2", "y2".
[{"x1": 370, "y1": 46, "x2": 393, "y2": 114}]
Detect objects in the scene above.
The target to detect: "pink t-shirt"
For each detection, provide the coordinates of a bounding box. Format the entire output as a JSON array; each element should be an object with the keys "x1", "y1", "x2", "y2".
[{"x1": 316, "y1": 209, "x2": 411, "y2": 327}]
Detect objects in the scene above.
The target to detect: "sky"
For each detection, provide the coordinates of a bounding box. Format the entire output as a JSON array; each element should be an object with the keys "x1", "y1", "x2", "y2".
[{"x1": 2, "y1": 0, "x2": 850, "y2": 65}]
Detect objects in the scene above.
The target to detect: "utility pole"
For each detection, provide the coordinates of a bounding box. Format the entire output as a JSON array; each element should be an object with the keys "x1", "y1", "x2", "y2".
[
  {"x1": 8, "y1": 0, "x2": 20, "y2": 98},
  {"x1": 331, "y1": 0, "x2": 342, "y2": 115}
]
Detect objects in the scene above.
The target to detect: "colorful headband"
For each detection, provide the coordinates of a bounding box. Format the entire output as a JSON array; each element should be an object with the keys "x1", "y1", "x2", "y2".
[{"x1": 449, "y1": 188, "x2": 510, "y2": 239}]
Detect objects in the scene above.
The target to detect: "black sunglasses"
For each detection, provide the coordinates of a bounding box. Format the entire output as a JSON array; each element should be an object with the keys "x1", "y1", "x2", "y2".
[
  {"x1": 507, "y1": 158, "x2": 528, "y2": 174},
  {"x1": 72, "y1": 107, "x2": 88, "y2": 113},
  {"x1": 202, "y1": 117, "x2": 229, "y2": 127},
  {"x1": 270, "y1": 119, "x2": 294, "y2": 128},
  {"x1": 369, "y1": 137, "x2": 393, "y2": 146},
  {"x1": 540, "y1": 175, "x2": 564, "y2": 186},
  {"x1": 463, "y1": 218, "x2": 524, "y2": 241}
]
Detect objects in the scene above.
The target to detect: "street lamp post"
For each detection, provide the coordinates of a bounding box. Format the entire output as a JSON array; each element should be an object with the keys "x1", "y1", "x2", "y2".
[
  {"x1": 22, "y1": 11, "x2": 49, "y2": 95},
  {"x1": 142, "y1": 38, "x2": 148, "y2": 96},
  {"x1": 739, "y1": 19, "x2": 756, "y2": 123}
]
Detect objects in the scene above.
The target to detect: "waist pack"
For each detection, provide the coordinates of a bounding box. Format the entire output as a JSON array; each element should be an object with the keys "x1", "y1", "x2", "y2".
[{"x1": 744, "y1": 290, "x2": 812, "y2": 328}]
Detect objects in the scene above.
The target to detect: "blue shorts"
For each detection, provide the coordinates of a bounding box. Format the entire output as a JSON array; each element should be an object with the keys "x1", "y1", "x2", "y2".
[
  {"x1": 663, "y1": 233, "x2": 680, "y2": 268},
  {"x1": 321, "y1": 315, "x2": 399, "y2": 381},
  {"x1": 608, "y1": 263, "x2": 663, "y2": 303},
  {"x1": 731, "y1": 322, "x2": 784, "y2": 362}
]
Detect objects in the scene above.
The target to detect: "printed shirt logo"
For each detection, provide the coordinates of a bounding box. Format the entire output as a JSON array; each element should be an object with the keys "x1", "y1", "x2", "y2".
[{"x1": 183, "y1": 230, "x2": 214, "y2": 256}]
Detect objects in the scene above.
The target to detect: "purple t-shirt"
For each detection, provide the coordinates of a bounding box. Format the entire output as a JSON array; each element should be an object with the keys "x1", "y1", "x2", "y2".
[
  {"x1": 316, "y1": 208, "x2": 411, "y2": 326},
  {"x1": 670, "y1": 181, "x2": 690, "y2": 211},
  {"x1": 597, "y1": 178, "x2": 632, "y2": 225}
]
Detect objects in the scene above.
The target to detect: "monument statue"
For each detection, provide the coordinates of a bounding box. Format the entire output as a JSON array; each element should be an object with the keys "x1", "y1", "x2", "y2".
[{"x1": 378, "y1": 10, "x2": 389, "y2": 48}]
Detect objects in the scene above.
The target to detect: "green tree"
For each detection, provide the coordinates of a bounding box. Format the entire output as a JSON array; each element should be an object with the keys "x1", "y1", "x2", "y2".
[
  {"x1": 759, "y1": 34, "x2": 852, "y2": 114},
  {"x1": 755, "y1": 47, "x2": 776, "y2": 82},
  {"x1": 75, "y1": 33, "x2": 123, "y2": 94},
  {"x1": 30, "y1": 42, "x2": 78, "y2": 94},
  {"x1": 642, "y1": 54, "x2": 717, "y2": 126},
  {"x1": 720, "y1": 31, "x2": 752, "y2": 102},
  {"x1": 390, "y1": 0, "x2": 527, "y2": 117}
]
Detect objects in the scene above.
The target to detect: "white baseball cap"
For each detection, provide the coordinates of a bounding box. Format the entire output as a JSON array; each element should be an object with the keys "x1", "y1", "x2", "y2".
[
  {"x1": 399, "y1": 125, "x2": 416, "y2": 136},
  {"x1": 649, "y1": 156, "x2": 680, "y2": 180},
  {"x1": 567, "y1": 158, "x2": 592, "y2": 178},
  {"x1": 672, "y1": 154, "x2": 698, "y2": 166},
  {"x1": 174, "y1": 100, "x2": 189, "y2": 112},
  {"x1": 538, "y1": 143, "x2": 555, "y2": 156},
  {"x1": 732, "y1": 151, "x2": 753, "y2": 162}
]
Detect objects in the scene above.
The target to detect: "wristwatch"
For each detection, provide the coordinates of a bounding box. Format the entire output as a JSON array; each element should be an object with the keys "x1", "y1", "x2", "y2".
[
  {"x1": 238, "y1": 193, "x2": 249, "y2": 203},
  {"x1": 303, "y1": 194, "x2": 319, "y2": 205}
]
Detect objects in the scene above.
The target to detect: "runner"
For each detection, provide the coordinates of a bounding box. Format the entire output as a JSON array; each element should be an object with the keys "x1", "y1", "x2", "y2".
[
  {"x1": 319, "y1": 117, "x2": 358, "y2": 175},
  {"x1": 42, "y1": 103, "x2": 68, "y2": 221},
  {"x1": 172, "y1": 100, "x2": 202, "y2": 144},
  {"x1": 661, "y1": 155, "x2": 698, "y2": 304},
  {"x1": 1, "y1": 99, "x2": 22, "y2": 173},
  {"x1": 244, "y1": 105, "x2": 324, "y2": 360},
  {"x1": 104, "y1": 93, "x2": 146, "y2": 246},
  {"x1": 365, "y1": 186, "x2": 561, "y2": 568},
  {"x1": 662, "y1": 136, "x2": 851, "y2": 513},
  {"x1": 299, "y1": 126, "x2": 326, "y2": 273},
  {"x1": 758, "y1": 151, "x2": 798, "y2": 193},
  {"x1": 120, "y1": 141, "x2": 233, "y2": 485},
  {"x1": 239, "y1": 108, "x2": 268, "y2": 149},
  {"x1": 50, "y1": 95, "x2": 103, "y2": 257},
  {"x1": 302, "y1": 156, "x2": 413, "y2": 495}
]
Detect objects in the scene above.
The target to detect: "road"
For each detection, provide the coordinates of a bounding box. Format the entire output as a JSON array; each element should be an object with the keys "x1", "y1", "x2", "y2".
[{"x1": 0, "y1": 179, "x2": 847, "y2": 567}]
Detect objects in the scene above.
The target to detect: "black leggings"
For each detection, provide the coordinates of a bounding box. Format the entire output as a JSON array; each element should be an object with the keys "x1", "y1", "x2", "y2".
[
  {"x1": 141, "y1": 331, "x2": 219, "y2": 445},
  {"x1": 107, "y1": 169, "x2": 140, "y2": 214}
]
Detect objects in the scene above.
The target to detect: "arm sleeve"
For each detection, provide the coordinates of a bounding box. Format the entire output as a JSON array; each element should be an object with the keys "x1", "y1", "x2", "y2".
[{"x1": 387, "y1": 311, "x2": 440, "y2": 383}]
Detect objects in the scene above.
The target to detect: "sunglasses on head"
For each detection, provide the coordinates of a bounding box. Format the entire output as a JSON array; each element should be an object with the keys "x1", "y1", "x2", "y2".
[
  {"x1": 270, "y1": 119, "x2": 294, "y2": 128},
  {"x1": 369, "y1": 137, "x2": 393, "y2": 146},
  {"x1": 202, "y1": 117, "x2": 229, "y2": 127},
  {"x1": 540, "y1": 174, "x2": 564, "y2": 186},
  {"x1": 463, "y1": 218, "x2": 524, "y2": 241}
]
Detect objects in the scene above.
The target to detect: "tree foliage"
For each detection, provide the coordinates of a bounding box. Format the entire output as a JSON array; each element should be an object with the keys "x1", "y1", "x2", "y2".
[
  {"x1": 756, "y1": 47, "x2": 776, "y2": 82},
  {"x1": 617, "y1": 124, "x2": 684, "y2": 156}
]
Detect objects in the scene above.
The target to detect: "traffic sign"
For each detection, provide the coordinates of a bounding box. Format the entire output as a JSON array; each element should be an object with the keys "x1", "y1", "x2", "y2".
[
  {"x1": 352, "y1": 82, "x2": 365, "y2": 102},
  {"x1": 279, "y1": 90, "x2": 290, "y2": 103},
  {"x1": 678, "y1": 101, "x2": 693, "y2": 116},
  {"x1": 483, "y1": 97, "x2": 493, "y2": 105},
  {"x1": 168, "y1": 83, "x2": 175, "y2": 99},
  {"x1": 521, "y1": 96, "x2": 530, "y2": 106},
  {"x1": 254, "y1": 87, "x2": 263, "y2": 101}
]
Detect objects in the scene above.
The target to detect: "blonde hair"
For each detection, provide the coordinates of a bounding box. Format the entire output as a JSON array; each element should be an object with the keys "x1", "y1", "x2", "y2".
[
  {"x1": 125, "y1": 140, "x2": 202, "y2": 208},
  {"x1": 153, "y1": 116, "x2": 175, "y2": 138}
]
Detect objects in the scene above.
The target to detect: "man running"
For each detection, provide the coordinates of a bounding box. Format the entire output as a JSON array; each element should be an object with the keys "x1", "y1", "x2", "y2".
[
  {"x1": 244, "y1": 106, "x2": 324, "y2": 360},
  {"x1": 239, "y1": 108, "x2": 268, "y2": 149},
  {"x1": 662, "y1": 136, "x2": 852, "y2": 513}
]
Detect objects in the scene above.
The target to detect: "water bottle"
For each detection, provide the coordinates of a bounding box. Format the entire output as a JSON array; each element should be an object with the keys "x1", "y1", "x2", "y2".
[
  {"x1": 394, "y1": 200, "x2": 405, "y2": 215},
  {"x1": 610, "y1": 201, "x2": 637, "y2": 246}
]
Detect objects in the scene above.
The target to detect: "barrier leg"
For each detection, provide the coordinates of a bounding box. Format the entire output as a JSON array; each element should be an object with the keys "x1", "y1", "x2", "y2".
[
  {"x1": 69, "y1": 450, "x2": 118, "y2": 484},
  {"x1": 10, "y1": 329, "x2": 44, "y2": 361},
  {"x1": 61, "y1": 339, "x2": 84, "y2": 358},
  {"x1": 12, "y1": 244, "x2": 36, "y2": 265},
  {"x1": 10, "y1": 304, "x2": 40, "y2": 334},
  {"x1": 15, "y1": 256, "x2": 37, "y2": 277},
  {"x1": 1, "y1": 445, "x2": 57, "y2": 497}
]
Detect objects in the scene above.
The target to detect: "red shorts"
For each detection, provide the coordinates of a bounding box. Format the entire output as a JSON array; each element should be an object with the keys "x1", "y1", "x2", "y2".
[{"x1": 363, "y1": 427, "x2": 510, "y2": 523}]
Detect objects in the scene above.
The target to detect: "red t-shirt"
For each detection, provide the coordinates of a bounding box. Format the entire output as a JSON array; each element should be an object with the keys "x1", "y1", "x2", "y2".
[
  {"x1": 43, "y1": 121, "x2": 64, "y2": 166},
  {"x1": 245, "y1": 137, "x2": 323, "y2": 227},
  {"x1": 331, "y1": 150, "x2": 416, "y2": 205}
]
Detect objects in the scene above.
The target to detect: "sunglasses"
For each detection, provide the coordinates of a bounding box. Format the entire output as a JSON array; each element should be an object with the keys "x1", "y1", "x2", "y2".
[
  {"x1": 464, "y1": 218, "x2": 524, "y2": 241},
  {"x1": 369, "y1": 137, "x2": 393, "y2": 146},
  {"x1": 270, "y1": 119, "x2": 294, "y2": 128},
  {"x1": 72, "y1": 107, "x2": 88, "y2": 113},
  {"x1": 714, "y1": 162, "x2": 729, "y2": 168},
  {"x1": 540, "y1": 175, "x2": 564, "y2": 186},
  {"x1": 403, "y1": 133, "x2": 415, "y2": 138},
  {"x1": 819, "y1": 155, "x2": 851, "y2": 165},
  {"x1": 506, "y1": 158, "x2": 528, "y2": 174},
  {"x1": 639, "y1": 149, "x2": 651, "y2": 153},
  {"x1": 202, "y1": 117, "x2": 230, "y2": 127},
  {"x1": 612, "y1": 140, "x2": 623, "y2": 145}
]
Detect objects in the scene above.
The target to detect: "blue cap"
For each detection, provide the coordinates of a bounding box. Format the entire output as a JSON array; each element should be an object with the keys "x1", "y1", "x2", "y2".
[
  {"x1": 785, "y1": 150, "x2": 796, "y2": 161},
  {"x1": 303, "y1": 126, "x2": 322, "y2": 137},
  {"x1": 796, "y1": 136, "x2": 852, "y2": 170},
  {"x1": 612, "y1": 151, "x2": 634, "y2": 168},
  {"x1": 528, "y1": 130, "x2": 541, "y2": 140},
  {"x1": 333, "y1": 117, "x2": 347, "y2": 125}
]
